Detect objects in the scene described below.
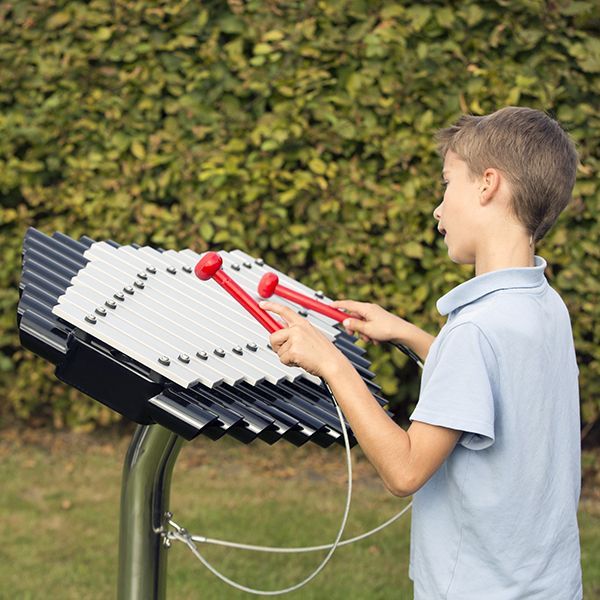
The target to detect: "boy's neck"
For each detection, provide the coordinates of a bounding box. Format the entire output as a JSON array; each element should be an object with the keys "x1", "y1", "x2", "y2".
[{"x1": 474, "y1": 236, "x2": 535, "y2": 277}]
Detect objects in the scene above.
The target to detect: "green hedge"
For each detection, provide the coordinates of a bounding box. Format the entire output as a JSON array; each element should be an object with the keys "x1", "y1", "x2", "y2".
[{"x1": 1, "y1": 0, "x2": 598, "y2": 431}]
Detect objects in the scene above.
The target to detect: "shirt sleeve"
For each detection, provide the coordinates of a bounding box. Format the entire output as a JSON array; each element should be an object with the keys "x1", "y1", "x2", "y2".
[{"x1": 410, "y1": 322, "x2": 497, "y2": 451}]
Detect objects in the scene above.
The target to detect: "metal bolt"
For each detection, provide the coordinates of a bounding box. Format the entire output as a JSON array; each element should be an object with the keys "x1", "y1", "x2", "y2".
[
  {"x1": 146, "y1": 266, "x2": 157, "y2": 274},
  {"x1": 231, "y1": 263, "x2": 241, "y2": 271},
  {"x1": 124, "y1": 285, "x2": 134, "y2": 295},
  {"x1": 298, "y1": 309, "x2": 308, "y2": 317},
  {"x1": 196, "y1": 351, "x2": 208, "y2": 360},
  {"x1": 243, "y1": 261, "x2": 252, "y2": 269},
  {"x1": 162, "y1": 537, "x2": 172, "y2": 548},
  {"x1": 164, "y1": 511, "x2": 173, "y2": 520},
  {"x1": 105, "y1": 299, "x2": 117, "y2": 309},
  {"x1": 158, "y1": 356, "x2": 170, "y2": 366},
  {"x1": 232, "y1": 345, "x2": 243, "y2": 355},
  {"x1": 246, "y1": 342, "x2": 258, "y2": 352},
  {"x1": 315, "y1": 290, "x2": 324, "y2": 299},
  {"x1": 182, "y1": 265, "x2": 193, "y2": 273},
  {"x1": 114, "y1": 292, "x2": 125, "y2": 301},
  {"x1": 167, "y1": 266, "x2": 177, "y2": 274},
  {"x1": 178, "y1": 353, "x2": 190, "y2": 364},
  {"x1": 134, "y1": 280, "x2": 145, "y2": 289},
  {"x1": 95, "y1": 306, "x2": 107, "y2": 317},
  {"x1": 214, "y1": 348, "x2": 226, "y2": 358},
  {"x1": 255, "y1": 258, "x2": 265, "y2": 266},
  {"x1": 85, "y1": 314, "x2": 97, "y2": 324},
  {"x1": 137, "y1": 272, "x2": 148, "y2": 280}
]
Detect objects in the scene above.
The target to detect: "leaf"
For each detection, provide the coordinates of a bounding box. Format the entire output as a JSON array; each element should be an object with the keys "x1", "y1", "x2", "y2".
[
  {"x1": 403, "y1": 241, "x2": 424, "y2": 259},
  {"x1": 254, "y1": 43, "x2": 273, "y2": 56},
  {"x1": 46, "y1": 11, "x2": 70, "y2": 30},
  {"x1": 200, "y1": 222, "x2": 214, "y2": 241},
  {"x1": 130, "y1": 141, "x2": 146, "y2": 159},
  {"x1": 308, "y1": 158, "x2": 327, "y2": 175},
  {"x1": 263, "y1": 30, "x2": 285, "y2": 42}
]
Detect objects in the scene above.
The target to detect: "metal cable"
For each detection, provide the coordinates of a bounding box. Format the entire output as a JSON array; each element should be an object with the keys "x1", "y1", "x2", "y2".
[
  {"x1": 166, "y1": 343, "x2": 422, "y2": 594},
  {"x1": 167, "y1": 383, "x2": 353, "y2": 595},
  {"x1": 177, "y1": 500, "x2": 412, "y2": 553}
]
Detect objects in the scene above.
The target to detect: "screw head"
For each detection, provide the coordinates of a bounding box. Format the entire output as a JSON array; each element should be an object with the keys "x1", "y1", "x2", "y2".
[
  {"x1": 114, "y1": 292, "x2": 125, "y2": 301},
  {"x1": 298, "y1": 309, "x2": 308, "y2": 317},
  {"x1": 105, "y1": 299, "x2": 117, "y2": 309},
  {"x1": 243, "y1": 261, "x2": 252, "y2": 269},
  {"x1": 167, "y1": 266, "x2": 177, "y2": 274},
  {"x1": 137, "y1": 272, "x2": 148, "y2": 280},
  {"x1": 158, "y1": 356, "x2": 171, "y2": 366},
  {"x1": 255, "y1": 258, "x2": 265, "y2": 266},
  {"x1": 214, "y1": 348, "x2": 226, "y2": 358},
  {"x1": 315, "y1": 290, "x2": 324, "y2": 299},
  {"x1": 123, "y1": 285, "x2": 134, "y2": 295},
  {"x1": 196, "y1": 351, "x2": 208, "y2": 360},
  {"x1": 146, "y1": 266, "x2": 157, "y2": 274},
  {"x1": 178, "y1": 353, "x2": 190, "y2": 364},
  {"x1": 134, "y1": 280, "x2": 145, "y2": 289},
  {"x1": 246, "y1": 342, "x2": 258, "y2": 352},
  {"x1": 232, "y1": 345, "x2": 243, "y2": 355},
  {"x1": 182, "y1": 265, "x2": 193, "y2": 273},
  {"x1": 85, "y1": 314, "x2": 97, "y2": 324},
  {"x1": 95, "y1": 306, "x2": 107, "y2": 317},
  {"x1": 231, "y1": 263, "x2": 241, "y2": 271}
]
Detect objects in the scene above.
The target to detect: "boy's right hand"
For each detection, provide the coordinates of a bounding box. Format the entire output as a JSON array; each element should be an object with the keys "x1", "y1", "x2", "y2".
[{"x1": 330, "y1": 300, "x2": 409, "y2": 345}]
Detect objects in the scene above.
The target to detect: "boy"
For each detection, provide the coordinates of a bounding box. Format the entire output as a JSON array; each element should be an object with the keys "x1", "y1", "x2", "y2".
[{"x1": 259, "y1": 107, "x2": 582, "y2": 599}]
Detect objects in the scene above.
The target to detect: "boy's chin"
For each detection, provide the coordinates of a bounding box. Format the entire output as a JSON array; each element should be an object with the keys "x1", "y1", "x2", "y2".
[{"x1": 447, "y1": 248, "x2": 475, "y2": 266}]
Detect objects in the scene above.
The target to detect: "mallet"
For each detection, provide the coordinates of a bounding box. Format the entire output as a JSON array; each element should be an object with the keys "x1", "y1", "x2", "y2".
[
  {"x1": 257, "y1": 271, "x2": 423, "y2": 367},
  {"x1": 195, "y1": 252, "x2": 283, "y2": 333}
]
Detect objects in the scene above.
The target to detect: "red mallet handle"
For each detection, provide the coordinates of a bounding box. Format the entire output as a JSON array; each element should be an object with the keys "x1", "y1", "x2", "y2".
[
  {"x1": 195, "y1": 253, "x2": 283, "y2": 333},
  {"x1": 258, "y1": 272, "x2": 348, "y2": 322}
]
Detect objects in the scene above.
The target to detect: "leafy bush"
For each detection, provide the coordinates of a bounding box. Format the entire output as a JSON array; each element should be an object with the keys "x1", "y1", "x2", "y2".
[{"x1": 1, "y1": 0, "x2": 598, "y2": 431}]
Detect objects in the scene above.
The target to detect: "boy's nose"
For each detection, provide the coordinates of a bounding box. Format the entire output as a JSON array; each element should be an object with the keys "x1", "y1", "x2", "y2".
[{"x1": 433, "y1": 204, "x2": 442, "y2": 221}]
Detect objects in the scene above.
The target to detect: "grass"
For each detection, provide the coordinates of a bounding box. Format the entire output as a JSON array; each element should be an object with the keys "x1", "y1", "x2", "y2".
[{"x1": 0, "y1": 427, "x2": 598, "y2": 599}]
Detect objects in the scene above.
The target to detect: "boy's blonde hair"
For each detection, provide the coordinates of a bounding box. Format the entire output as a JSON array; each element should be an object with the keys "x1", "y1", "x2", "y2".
[{"x1": 436, "y1": 107, "x2": 578, "y2": 242}]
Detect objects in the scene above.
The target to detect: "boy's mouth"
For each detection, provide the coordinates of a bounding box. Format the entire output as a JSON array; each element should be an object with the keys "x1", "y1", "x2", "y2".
[{"x1": 438, "y1": 226, "x2": 447, "y2": 236}]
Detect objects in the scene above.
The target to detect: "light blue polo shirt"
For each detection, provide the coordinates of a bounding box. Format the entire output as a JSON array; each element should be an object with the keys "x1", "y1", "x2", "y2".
[{"x1": 409, "y1": 256, "x2": 582, "y2": 599}]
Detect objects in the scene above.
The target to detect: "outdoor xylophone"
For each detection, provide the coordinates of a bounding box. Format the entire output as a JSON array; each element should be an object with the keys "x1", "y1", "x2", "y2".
[{"x1": 17, "y1": 227, "x2": 396, "y2": 598}]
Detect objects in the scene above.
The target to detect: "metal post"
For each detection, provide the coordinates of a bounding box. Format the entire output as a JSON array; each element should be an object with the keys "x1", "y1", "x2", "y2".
[{"x1": 117, "y1": 424, "x2": 185, "y2": 600}]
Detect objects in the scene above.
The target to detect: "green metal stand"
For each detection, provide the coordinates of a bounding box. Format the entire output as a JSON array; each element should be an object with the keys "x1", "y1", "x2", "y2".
[{"x1": 117, "y1": 424, "x2": 184, "y2": 600}]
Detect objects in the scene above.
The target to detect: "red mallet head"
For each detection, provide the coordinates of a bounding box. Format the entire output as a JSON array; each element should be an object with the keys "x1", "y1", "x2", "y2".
[
  {"x1": 195, "y1": 252, "x2": 223, "y2": 281},
  {"x1": 258, "y1": 272, "x2": 279, "y2": 298}
]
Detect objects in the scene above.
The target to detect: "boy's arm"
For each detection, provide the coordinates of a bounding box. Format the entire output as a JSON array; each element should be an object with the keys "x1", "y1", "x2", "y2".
[
  {"x1": 391, "y1": 321, "x2": 436, "y2": 362},
  {"x1": 260, "y1": 300, "x2": 458, "y2": 496},
  {"x1": 325, "y1": 356, "x2": 460, "y2": 497}
]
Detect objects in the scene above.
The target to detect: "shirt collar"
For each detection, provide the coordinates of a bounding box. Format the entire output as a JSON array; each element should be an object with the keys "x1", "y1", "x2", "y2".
[{"x1": 436, "y1": 256, "x2": 548, "y2": 316}]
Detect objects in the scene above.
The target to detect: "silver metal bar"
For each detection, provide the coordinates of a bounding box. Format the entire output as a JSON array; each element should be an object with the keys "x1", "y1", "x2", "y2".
[
  {"x1": 107, "y1": 244, "x2": 317, "y2": 384},
  {"x1": 117, "y1": 424, "x2": 184, "y2": 600},
  {"x1": 54, "y1": 242, "x2": 322, "y2": 386}
]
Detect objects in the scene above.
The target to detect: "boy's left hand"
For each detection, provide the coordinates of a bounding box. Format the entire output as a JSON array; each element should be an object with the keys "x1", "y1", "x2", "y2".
[{"x1": 259, "y1": 301, "x2": 345, "y2": 379}]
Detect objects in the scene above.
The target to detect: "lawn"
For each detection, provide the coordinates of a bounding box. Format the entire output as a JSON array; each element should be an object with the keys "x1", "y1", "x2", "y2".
[{"x1": 0, "y1": 427, "x2": 598, "y2": 599}]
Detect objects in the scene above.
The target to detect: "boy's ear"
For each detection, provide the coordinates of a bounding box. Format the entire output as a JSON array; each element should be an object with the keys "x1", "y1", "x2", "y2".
[{"x1": 478, "y1": 168, "x2": 502, "y2": 206}]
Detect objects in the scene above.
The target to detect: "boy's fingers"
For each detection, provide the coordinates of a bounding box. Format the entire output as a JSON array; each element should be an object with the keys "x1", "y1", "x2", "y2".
[
  {"x1": 259, "y1": 301, "x2": 302, "y2": 326},
  {"x1": 331, "y1": 300, "x2": 366, "y2": 312},
  {"x1": 269, "y1": 328, "x2": 290, "y2": 349},
  {"x1": 342, "y1": 317, "x2": 366, "y2": 335}
]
